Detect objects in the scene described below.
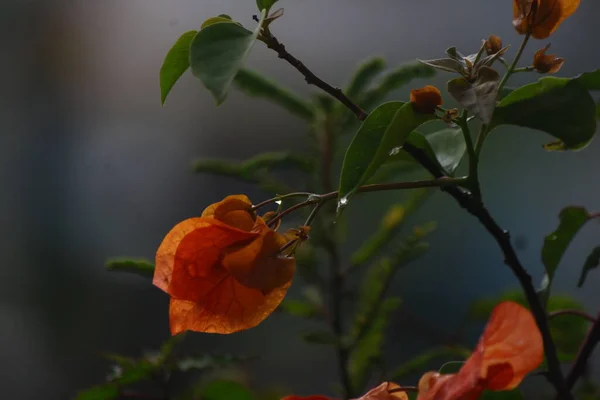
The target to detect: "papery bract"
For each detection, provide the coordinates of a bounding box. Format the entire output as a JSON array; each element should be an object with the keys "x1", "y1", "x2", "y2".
[
  {"x1": 282, "y1": 382, "x2": 408, "y2": 400},
  {"x1": 417, "y1": 301, "x2": 543, "y2": 400},
  {"x1": 154, "y1": 195, "x2": 295, "y2": 334},
  {"x1": 513, "y1": 0, "x2": 580, "y2": 39}
]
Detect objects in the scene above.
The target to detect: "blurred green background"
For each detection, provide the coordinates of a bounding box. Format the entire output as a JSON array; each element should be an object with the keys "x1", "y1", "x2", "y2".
[{"x1": 1, "y1": 1, "x2": 599, "y2": 399}]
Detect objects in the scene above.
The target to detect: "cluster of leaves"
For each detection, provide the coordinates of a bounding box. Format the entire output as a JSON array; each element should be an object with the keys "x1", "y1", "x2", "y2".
[{"x1": 76, "y1": 334, "x2": 259, "y2": 400}]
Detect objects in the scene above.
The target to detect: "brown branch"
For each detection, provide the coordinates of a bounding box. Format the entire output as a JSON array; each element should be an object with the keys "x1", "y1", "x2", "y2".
[
  {"x1": 565, "y1": 311, "x2": 600, "y2": 390},
  {"x1": 263, "y1": 38, "x2": 573, "y2": 399},
  {"x1": 261, "y1": 34, "x2": 368, "y2": 121},
  {"x1": 549, "y1": 309, "x2": 597, "y2": 323}
]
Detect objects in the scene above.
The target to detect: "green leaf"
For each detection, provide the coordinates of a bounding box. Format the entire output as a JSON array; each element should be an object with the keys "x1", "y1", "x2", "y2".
[
  {"x1": 337, "y1": 102, "x2": 436, "y2": 212},
  {"x1": 387, "y1": 127, "x2": 466, "y2": 175},
  {"x1": 105, "y1": 258, "x2": 155, "y2": 278},
  {"x1": 300, "y1": 330, "x2": 339, "y2": 346},
  {"x1": 574, "y1": 69, "x2": 600, "y2": 90},
  {"x1": 160, "y1": 30, "x2": 197, "y2": 105},
  {"x1": 447, "y1": 66, "x2": 500, "y2": 124},
  {"x1": 389, "y1": 347, "x2": 471, "y2": 380},
  {"x1": 491, "y1": 77, "x2": 597, "y2": 150},
  {"x1": 233, "y1": 68, "x2": 315, "y2": 120},
  {"x1": 200, "y1": 380, "x2": 256, "y2": 400},
  {"x1": 201, "y1": 16, "x2": 236, "y2": 30},
  {"x1": 345, "y1": 57, "x2": 386, "y2": 99},
  {"x1": 75, "y1": 384, "x2": 119, "y2": 400},
  {"x1": 190, "y1": 11, "x2": 266, "y2": 104},
  {"x1": 596, "y1": 103, "x2": 600, "y2": 119},
  {"x1": 578, "y1": 246, "x2": 600, "y2": 288},
  {"x1": 540, "y1": 207, "x2": 594, "y2": 302},
  {"x1": 176, "y1": 354, "x2": 250, "y2": 372},
  {"x1": 256, "y1": 0, "x2": 278, "y2": 13}
]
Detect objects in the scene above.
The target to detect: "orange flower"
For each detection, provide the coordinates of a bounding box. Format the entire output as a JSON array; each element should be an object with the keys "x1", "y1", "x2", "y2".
[
  {"x1": 153, "y1": 195, "x2": 296, "y2": 335},
  {"x1": 484, "y1": 35, "x2": 503, "y2": 55},
  {"x1": 417, "y1": 301, "x2": 543, "y2": 400},
  {"x1": 410, "y1": 85, "x2": 443, "y2": 114},
  {"x1": 533, "y1": 44, "x2": 565, "y2": 74},
  {"x1": 513, "y1": 0, "x2": 580, "y2": 39},
  {"x1": 283, "y1": 382, "x2": 408, "y2": 400}
]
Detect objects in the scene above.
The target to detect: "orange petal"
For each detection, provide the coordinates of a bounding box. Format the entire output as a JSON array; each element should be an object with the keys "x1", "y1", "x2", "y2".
[
  {"x1": 531, "y1": 0, "x2": 580, "y2": 39},
  {"x1": 357, "y1": 382, "x2": 408, "y2": 400},
  {"x1": 169, "y1": 276, "x2": 292, "y2": 334},
  {"x1": 479, "y1": 301, "x2": 544, "y2": 390},
  {"x1": 222, "y1": 221, "x2": 295, "y2": 293},
  {"x1": 153, "y1": 217, "x2": 258, "y2": 301},
  {"x1": 416, "y1": 370, "x2": 484, "y2": 400},
  {"x1": 410, "y1": 86, "x2": 442, "y2": 114},
  {"x1": 201, "y1": 195, "x2": 256, "y2": 231},
  {"x1": 514, "y1": 0, "x2": 580, "y2": 39}
]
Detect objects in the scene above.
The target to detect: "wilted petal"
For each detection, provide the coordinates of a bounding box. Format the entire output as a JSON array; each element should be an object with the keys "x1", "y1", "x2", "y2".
[{"x1": 479, "y1": 301, "x2": 544, "y2": 390}]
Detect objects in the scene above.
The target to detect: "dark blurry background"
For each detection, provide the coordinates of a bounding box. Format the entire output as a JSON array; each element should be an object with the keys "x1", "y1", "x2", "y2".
[{"x1": 1, "y1": 1, "x2": 599, "y2": 399}]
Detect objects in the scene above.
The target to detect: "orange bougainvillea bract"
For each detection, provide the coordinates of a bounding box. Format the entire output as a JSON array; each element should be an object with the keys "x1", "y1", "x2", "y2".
[
  {"x1": 153, "y1": 194, "x2": 296, "y2": 335},
  {"x1": 533, "y1": 44, "x2": 565, "y2": 74},
  {"x1": 513, "y1": 0, "x2": 580, "y2": 39},
  {"x1": 282, "y1": 382, "x2": 409, "y2": 400},
  {"x1": 416, "y1": 301, "x2": 543, "y2": 400},
  {"x1": 410, "y1": 85, "x2": 443, "y2": 114}
]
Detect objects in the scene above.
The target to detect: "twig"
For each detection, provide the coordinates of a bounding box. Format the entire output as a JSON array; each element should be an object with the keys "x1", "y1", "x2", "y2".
[
  {"x1": 549, "y1": 309, "x2": 596, "y2": 323},
  {"x1": 261, "y1": 33, "x2": 368, "y2": 121},
  {"x1": 265, "y1": 178, "x2": 463, "y2": 228},
  {"x1": 565, "y1": 312, "x2": 600, "y2": 390},
  {"x1": 263, "y1": 37, "x2": 572, "y2": 399}
]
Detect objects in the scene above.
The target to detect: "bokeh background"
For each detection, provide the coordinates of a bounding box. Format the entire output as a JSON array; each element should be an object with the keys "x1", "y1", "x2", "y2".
[{"x1": 1, "y1": 1, "x2": 599, "y2": 399}]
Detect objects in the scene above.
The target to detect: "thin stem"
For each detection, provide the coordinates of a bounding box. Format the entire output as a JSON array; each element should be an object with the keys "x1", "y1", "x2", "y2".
[
  {"x1": 497, "y1": 33, "x2": 530, "y2": 96},
  {"x1": 264, "y1": 33, "x2": 572, "y2": 399},
  {"x1": 251, "y1": 191, "x2": 314, "y2": 211},
  {"x1": 261, "y1": 33, "x2": 367, "y2": 121},
  {"x1": 474, "y1": 124, "x2": 488, "y2": 158},
  {"x1": 328, "y1": 241, "x2": 353, "y2": 399},
  {"x1": 265, "y1": 178, "x2": 464, "y2": 228},
  {"x1": 475, "y1": 34, "x2": 530, "y2": 159},
  {"x1": 512, "y1": 66, "x2": 535, "y2": 73},
  {"x1": 457, "y1": 110, "x2": 480, "y2": 198},
  {"x1": 565, "y1": 312, "x2": 600, "y2": 391},
  {"x1": 549, "y1": 309, "x2": 597, "y2": 323}
]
